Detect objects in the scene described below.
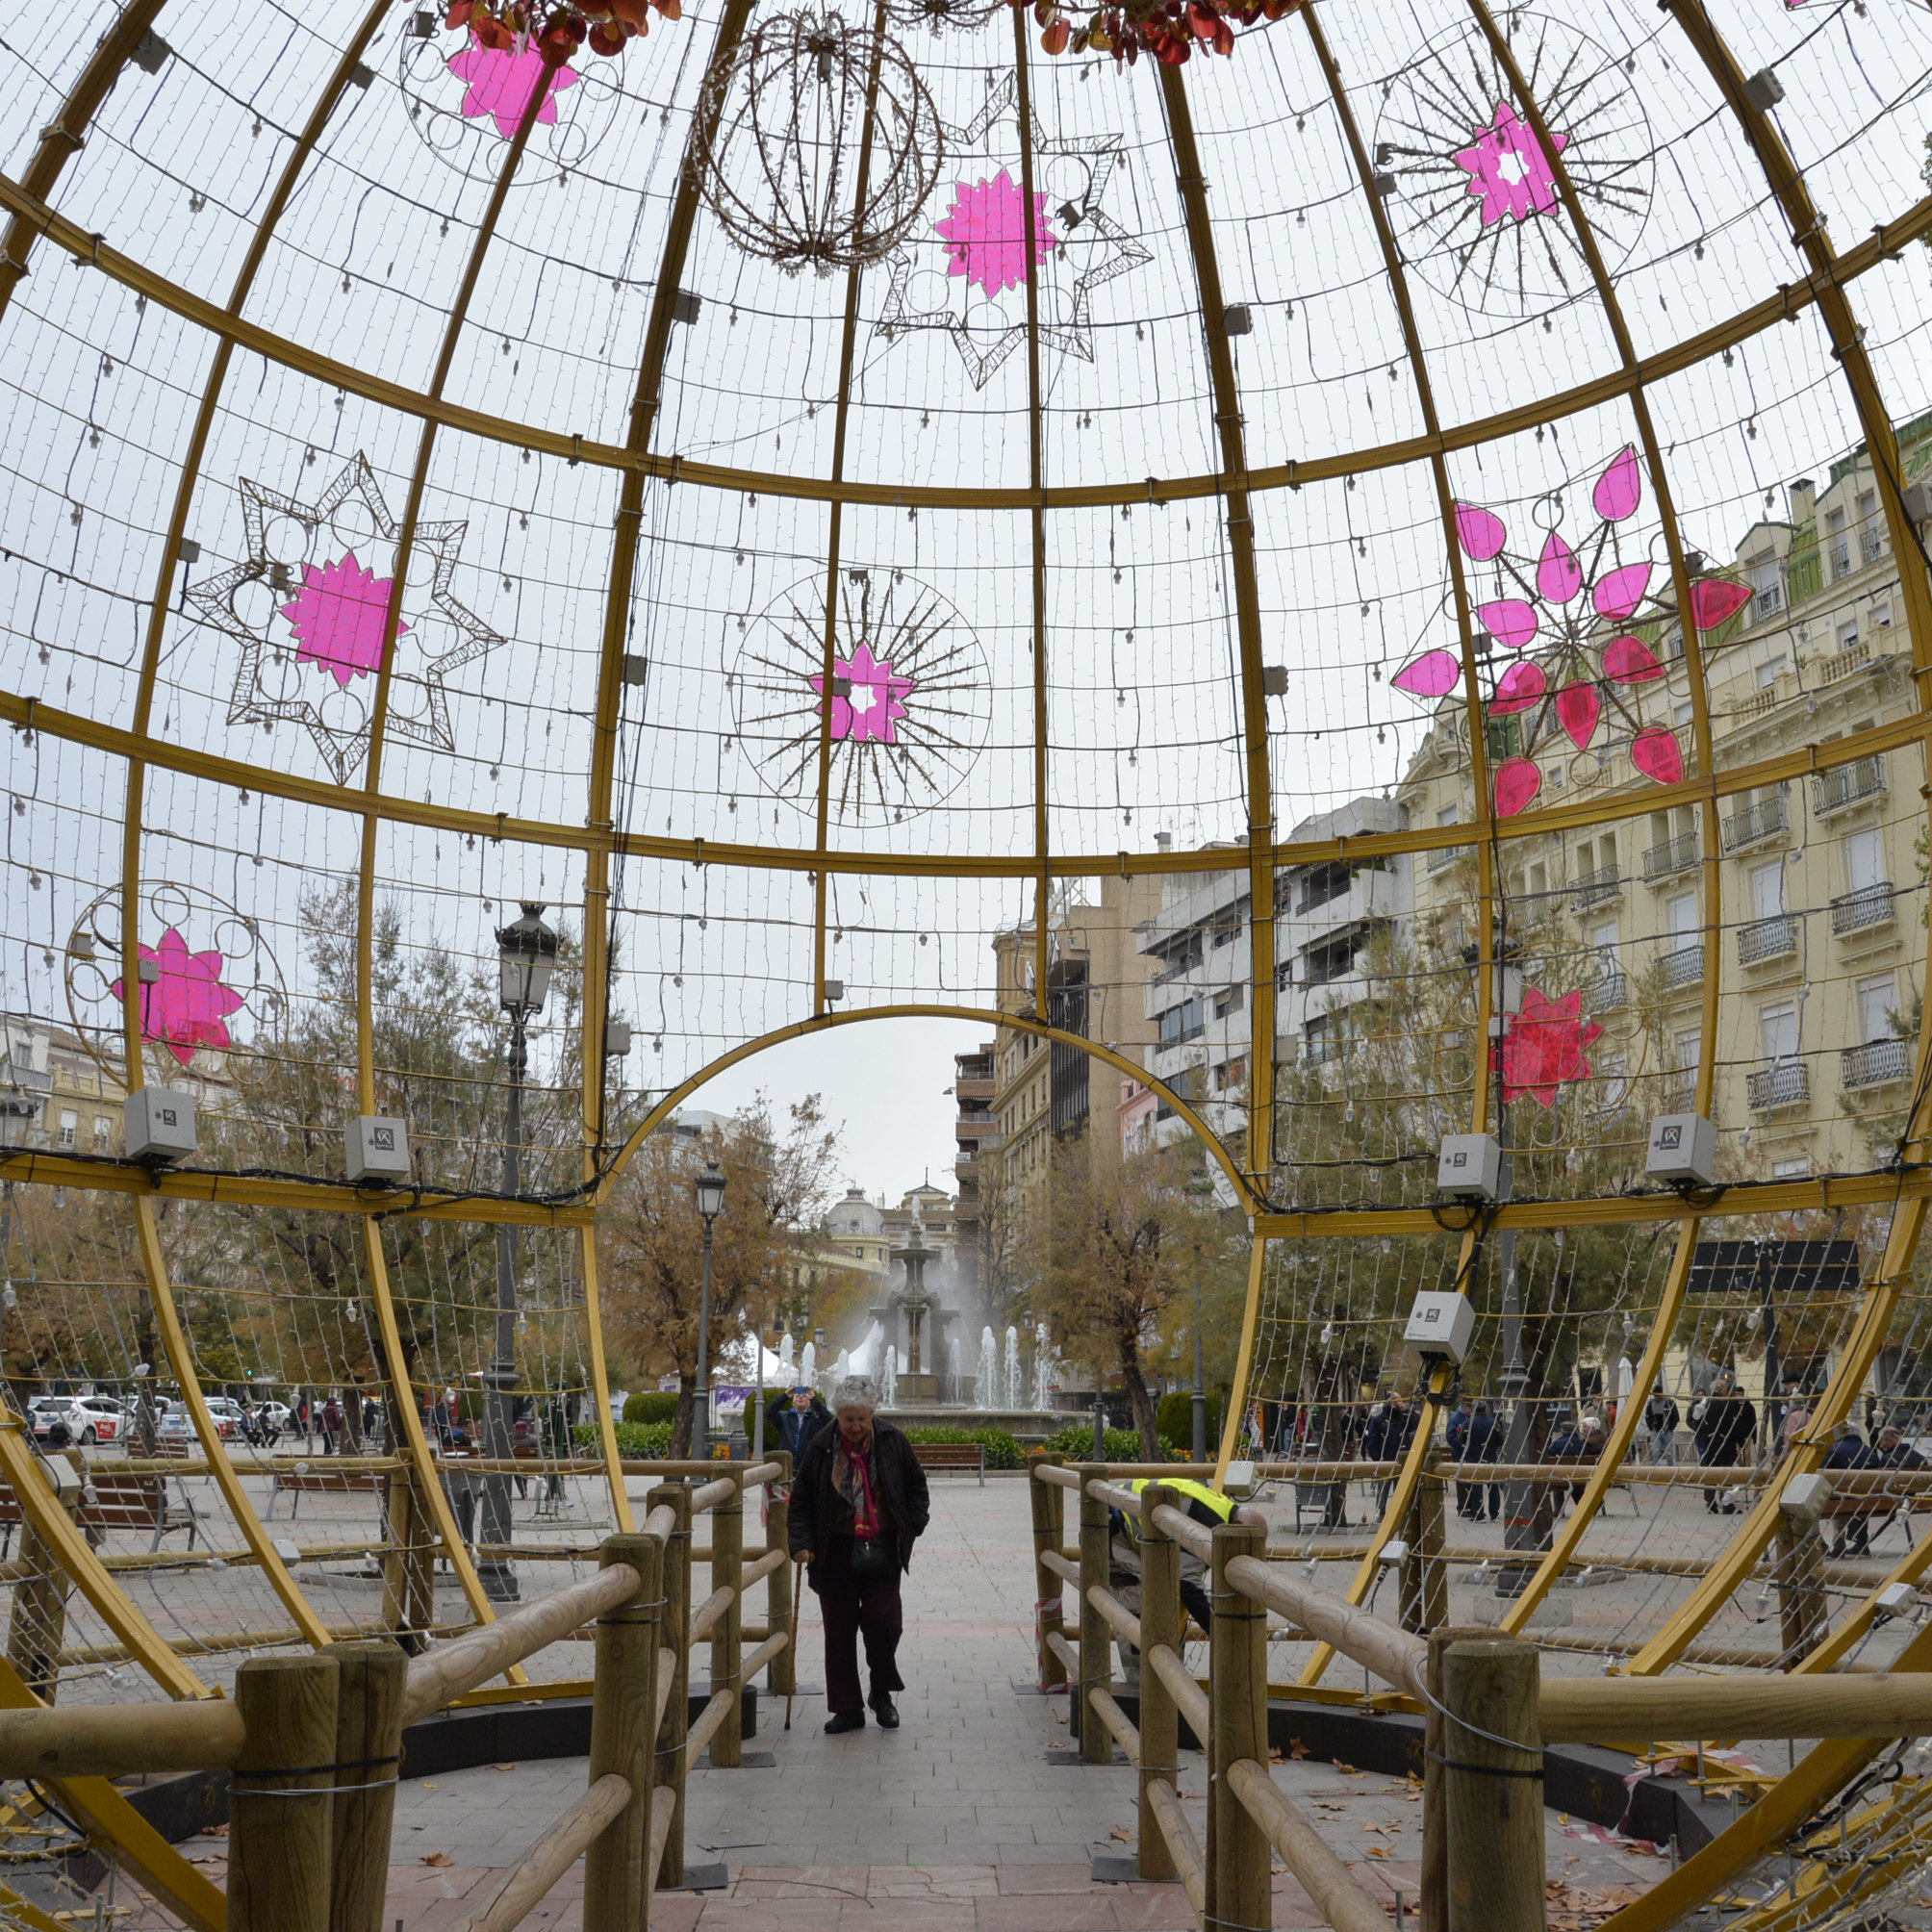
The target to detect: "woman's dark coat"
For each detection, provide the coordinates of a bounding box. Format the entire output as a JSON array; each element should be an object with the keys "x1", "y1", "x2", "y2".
[{"x1": 788, "y1": 1417, "x2": 931, "y2": 1574}]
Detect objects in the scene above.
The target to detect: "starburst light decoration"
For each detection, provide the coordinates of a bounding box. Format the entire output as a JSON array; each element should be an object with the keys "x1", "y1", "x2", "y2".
[
  {"x1": 935, "y1": 171, "x2": 1057, "y2": 299},
  {"x1": 1501, "y1": 988, "x2": 1604, "y2": 1107},
  {"x1": 186, "y1": 454, "x2": 504, "y2": 786}
]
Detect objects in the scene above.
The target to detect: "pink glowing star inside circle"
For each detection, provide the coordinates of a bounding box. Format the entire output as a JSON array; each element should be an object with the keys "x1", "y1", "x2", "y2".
[
  {"x1": 446, "y1": 33, "x2": 579, "y2": 140},
  {"x1": 1500, "y1": 987, "x2": 1603, "y2": 1109},
  {"x1": 810, "y1": 643, "x2": 915, "y2": 745},
  {"x1": 934, "y1": 169, "x2": 1058, "y2": 299},
  {"x1": 280, "y1": 554, "x2": 406, "y2": 691},
  {"x1": 1454, "y1": 101, "x2": 1568, "y2": 228},
  {"x1": 112, "y1": 928, "x2": 246, "y2": 1068}
]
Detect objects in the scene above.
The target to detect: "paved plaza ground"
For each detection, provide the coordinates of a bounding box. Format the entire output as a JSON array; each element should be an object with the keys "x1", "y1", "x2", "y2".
[{"x1": 126, "y1": 1470, "x2": 1669, "y2": 1929}]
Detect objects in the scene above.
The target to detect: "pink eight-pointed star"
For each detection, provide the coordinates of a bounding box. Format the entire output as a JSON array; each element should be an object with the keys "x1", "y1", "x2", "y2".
[
  {"x1": 111, "y1": 928, "x2": 246, "y2": 1069},
  {"x1": 934, "y1": 170, "x2": 1058, "y2": 300},
  {"x1": 810, "y1": 643, "x2": 915, "y2": 745},
  {"x1": 1500, "y1": 987, "x2": 1603, "y2": 1109},
  {"x1": 446, "y1": 32, "x2": 579, "y2": 140},
  {"x1": 280, "y1": 554, "x2": 407, "y2": 691},
  {"x1": 1454, "y1": 102, "x2": 1567, "y2": 228}
]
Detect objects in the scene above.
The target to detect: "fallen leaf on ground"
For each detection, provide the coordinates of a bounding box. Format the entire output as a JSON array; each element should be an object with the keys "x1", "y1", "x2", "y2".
[
  {"x1": 1334, "y1": 1762, "x2": 1360, "y2": 1776},
  {"x1": 1268, "y1": 1747, "x2": 1285, "y2": 1764},
  {"x1": 205, "y1": 1825, "x2": 228, "y2": 1839},
  {"x1": 422, "y1": 1853, "x2": 452, "y2": 1868},
  {"x1": 1287, "y1": 1737, "x2": 1309, "y2": 1760},
  {"x1": 493, "y1": 1763, "x2": 517, "y2": 1771},
  {"x1": 1111, "y1": 1829, "x2": 1131, "y2": 1843},
  {"x1": 1365, "y1": 1846, "x2": 1390, "y2": 1859}
]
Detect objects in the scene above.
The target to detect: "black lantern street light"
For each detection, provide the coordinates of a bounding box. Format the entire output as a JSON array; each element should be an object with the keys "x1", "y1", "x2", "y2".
[
  {"x1": 693, "y1": 1159, "x2": 727, "y2": 1460},
  {"x1": 1186, "y1": 1168, "x2": 1214, "y2": 1463},
  {"x1": 479, "y1": 902, "x2": 559, "y2": 1602}
]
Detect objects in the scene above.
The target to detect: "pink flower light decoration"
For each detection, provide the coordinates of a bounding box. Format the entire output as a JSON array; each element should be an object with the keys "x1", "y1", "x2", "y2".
[
  {"x1": 280, "y1": 553, "x2": 406, "y2": 690},
  {"x1": 1454, "y1": 101, "x2": 1567, "y2": 229},
  {"x1": 933, "y1": 170, "x2": 1058, "y2": 299},
  {"x1": 112, "y1": 928, "x2": 246, "y2": 1069},
  {"x1": 810, "y1": 642, "x2": 914, "y2": 745},
  {"x1": 1501, "y1": 987, "x2": 1603, "y2": 1109},
  {"x1": 447, "y1": 32, "x2": 578, "y2": 140}
]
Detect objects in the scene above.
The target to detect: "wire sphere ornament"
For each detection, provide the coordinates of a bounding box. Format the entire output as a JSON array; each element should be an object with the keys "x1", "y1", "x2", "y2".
[
  {"x1": 696, "y1": 13, "x2": 944, "y2": 275},
  {"x1": 63, "y1": 881, "x2": 288, "y2": 1085},
  {"x1": 879, "y1": 0, "x2": 1008, "y2": 38},
  {"x1": 731, "y1": 569, "x2": 990, "y2": 826}
]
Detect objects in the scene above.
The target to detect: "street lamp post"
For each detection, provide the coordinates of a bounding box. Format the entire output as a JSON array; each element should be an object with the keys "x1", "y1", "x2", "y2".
[
  {"x1": 480, "y1": 902, "x2": 558, "y2": 1602},
  {"x1": 693, "y1": 1160, "x2": 727, "y2": 1460},
  {"x1": 1187, "y1": 1170, "x2": 1214, "y2": 1463}
]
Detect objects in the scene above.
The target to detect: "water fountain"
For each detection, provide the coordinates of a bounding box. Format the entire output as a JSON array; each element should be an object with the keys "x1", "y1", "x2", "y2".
[
  {"x1": 1004, "y1": 1327, "x2": 1021, "y2": 1410},
  {"x1": 978, "y1": 1327, "x2": 999, "y2": 1408}
]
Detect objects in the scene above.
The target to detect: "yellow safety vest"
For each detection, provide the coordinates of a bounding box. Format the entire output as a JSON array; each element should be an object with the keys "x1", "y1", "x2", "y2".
[{"x1": 1116, "y1": 1476, "x2": 1234, "y2": 1546}]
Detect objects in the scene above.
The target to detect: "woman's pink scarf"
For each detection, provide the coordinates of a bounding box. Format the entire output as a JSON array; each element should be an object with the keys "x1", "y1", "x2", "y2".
[{"x1": 831, "y1": 1429, "x2": 880, "y2": 1539}]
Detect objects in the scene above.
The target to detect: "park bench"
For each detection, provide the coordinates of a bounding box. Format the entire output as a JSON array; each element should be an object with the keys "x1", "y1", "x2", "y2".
[
  {"x1": 0, "y1": 1474, "x2": 197, "y2": 1557},
  {"x1": 265, "y1": 1468, "x2": 385, "y2": 1521},
  {"x1": 911, "y1": 1442, "x2": 984, "y2": 1487}
]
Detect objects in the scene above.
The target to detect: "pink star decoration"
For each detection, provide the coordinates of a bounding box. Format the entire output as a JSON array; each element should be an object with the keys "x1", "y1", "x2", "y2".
[
  {"x1": 810, "y1": 643, "x2": 914, "y2": 745},
  {"x1": 280, "y1": 553, "x2": 406, "y2": 691},
  {"x1": 1455, "y1": 101, "x2": 1567, "y2": 229},
  {"x1": 112, "y1": 928, "x2": 246, "y2": 1069},
  {"x1": 1500, "y1": 987, "x2": 1603, "y2": 1109},
  {"x1": 934, "y1": 170, "x2": 1058, "y2": 300},
  {"x1": 446, "y1": 32, "x2": 578, "y2": 140}
]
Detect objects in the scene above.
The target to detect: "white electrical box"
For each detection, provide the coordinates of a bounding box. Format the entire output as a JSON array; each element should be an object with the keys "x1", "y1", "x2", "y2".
[
  {"x1": 1222, "y1": 1460, "x2": 1258, "y2": 1498},
  {"x1": 1436, "y1": 1132, "x2": 1503, "y2": 1202},
  {"x1": 1779, "y1": 1472, "x2": 1833, "y2": 1520},
  {"x1": 345, "y1": 1115, "x2": 411, "y2": 1183},
  {"x1": 124, "y1": 1087, "x2": 197, "y2": 1163},
  {"x1": 1646, "y1": 1112, "x2": 1716, "y2": 1188},
  {"x1": 1875, "y1": 1582, "x2": 1919, "y2": 1618},
  {"x1": 1404, "y1": 1291, "x2": 1476, "y2": 1364}
]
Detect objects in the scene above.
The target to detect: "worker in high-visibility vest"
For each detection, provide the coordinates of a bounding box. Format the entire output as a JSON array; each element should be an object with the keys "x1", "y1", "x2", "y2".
[{"x1": 1106, "y1": 1478, "x2": 1266, "y2": 1689}]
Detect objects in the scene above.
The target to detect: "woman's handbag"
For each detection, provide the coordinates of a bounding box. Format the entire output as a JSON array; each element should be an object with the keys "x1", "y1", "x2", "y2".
[{"x1": 850, "y1": 1535, "x2": 895, "y2": 1578}]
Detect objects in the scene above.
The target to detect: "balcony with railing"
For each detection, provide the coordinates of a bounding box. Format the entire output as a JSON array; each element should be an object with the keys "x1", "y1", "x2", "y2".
[
  {"x1": 1812, "y1": 754, "x2": 1887, "y2": 817},
  {"x1": 1570, "y1": 867, "x2": 1621, "y2": 912},
  {"x1": 1721, "y1": 794, "x2": 1788, "y2": 853},
  {"x1": 1832, "y1": 882, "x2": 1896, "y2": 937},
  {"x1": 1737, "y1": 915, "x2": 1798, "y2": 968},
  {"x1": 1747, "y1": 1058, "x2": 1811, "y2": 1111},
  {"x1": 1817, "y1": 640, "x2": 1871, "y2": 686},
  {"x1": 1426, "y1": 842, "x2": 1466, "y2": 874},
  {"x1": 1830, "y1": 541, "x2": 1852, "y2": 580},
  {"x1": 1843, "y1": 1038, "x2": 1909, "y2": 1091},
  {"x1": 1863, "y1": 528, "x2": 1886, "y2": 565},
  {"x1": 1589, "y1": 970, "x2": 1629, "y2": 1012},
  {"x1": 1643, "y1": 832, "x2": 1699, "y2": 881},
  {"x1": 1658, "y1": 943, "x2": 1704, "y2": 990}
]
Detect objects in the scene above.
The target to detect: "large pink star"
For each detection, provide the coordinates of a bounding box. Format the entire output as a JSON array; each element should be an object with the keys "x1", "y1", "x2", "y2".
[
  {"x1": 1454, "y1": 101, "x2": 1567, "y2": 228},
  {"x1": 446, "y1": 33, "x2": 578, "y2": 140},
  {"x1": 280, "y1": 553, "x2": 406, "y2": 691},
  {"x1": 1500, "y1": 987, "x2": 1603, "y2": 1109},
  {"x1": 933, "y1": 170, "x2": 1058, "y2": 300},
  {"x1": 810, "y1": 643, "x2": 914, "y2": 745},
  {"x1": 112, "y1": 929, "x2": 246, "y2": 1069}
]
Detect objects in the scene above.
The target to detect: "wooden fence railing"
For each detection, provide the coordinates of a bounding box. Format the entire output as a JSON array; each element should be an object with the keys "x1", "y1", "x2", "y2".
[
  {"x1": 1030, "y1": 1455, "x2": 1932, "y2": 1932},
  {"x1": 0, "y1": 1456, "x2": 793, "y2": 1932}
]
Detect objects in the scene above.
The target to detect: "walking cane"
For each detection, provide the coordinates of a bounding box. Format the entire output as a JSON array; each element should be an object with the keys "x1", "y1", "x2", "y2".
[{"x1": 784, "y1": 1556, "x2": 806, "y2": 1730}]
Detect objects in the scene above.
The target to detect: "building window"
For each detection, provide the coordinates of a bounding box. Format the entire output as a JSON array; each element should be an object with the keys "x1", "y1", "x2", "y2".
[
  {"x1": 1760, "y1": 1000, "x2": 1798, "y2": 1064},
  {"x1": 1757, "y1": 654, "x2": 1787, "y2": 690},
  {"x1": 1773, "y1": 1157, "x2": 1812, "y2": 1181},
  {"x1": 1747, "y1": 550, "x2": 1782, "y2": 620},
  {"x1": 93, "y1": 1115, "x2": 111, "y2": 1147},
  {"x1": 1158, "y1": 999, "x2": 1205, "y2": 1048},
  {"x1": 1857, "y1": 973, "x2": 1897, "y2": 1044},
  {"x1": 1213, "y1": 984, "x2": 1244, "y2": 1019},
  {"x1": 58, "y1": 1109, "x2": 76, "y2": 1148}
]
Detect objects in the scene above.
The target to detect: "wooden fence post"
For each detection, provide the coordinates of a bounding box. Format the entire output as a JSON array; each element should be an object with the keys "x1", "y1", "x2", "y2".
[
  {"x1": 767, "y1": 1452, "x2": 795, "y2": 1696},
  {"x1": 1076, "y1": 1464, "x2": 1111, "y2": 1765},
  {"x1": 1030, "y1": 1452, "x2": 1068, "y2": 1690},
  {"x1": 1772, "y1": 1505, "x2": 1829, "y2": 1662},
  {"x1": 381, "y1": 1474, "x2": 436, "y2": 1654},
  {"x1": 1136, "y1": 1483, "x2": 1179, "y2": 1884},
  {"x1": 327, "y1": 1641, "x2": 407, "y2": 1932},
  {"x1": 1400, "y1": 1473, "x2": 1447, "y2": 1635},
  {"x1": 1441, "y1": 1637, "x2": 1542, "y2": 1932},
  {"x1": 1419, "y1": 1623, "x2": 1489, "y2": 1932},
  {"x1": 1209, "y1": 1518, "x2": 1269, "y2": 1932},
  {"x1": 584, "y1": 1532, "x2": 663, "y2": 1932},
  {"x1": 709, "y1": 1470, "x2": 743, "y2": 1767},
  {"x1": 8, "y1": 1458, "x2": 82, "y2": 1699},
  {"x1": 648, "y1": 1482, "x2": 692, "y2": 1889},
  {"x1": 230, "y1": 1653, "x2": 341, "y2": 1932}
]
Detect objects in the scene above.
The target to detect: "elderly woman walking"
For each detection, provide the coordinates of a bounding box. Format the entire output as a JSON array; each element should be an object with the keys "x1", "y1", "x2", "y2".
[{"x1": 789, "y1": 1375, "x2": 930, "y2": 1734}]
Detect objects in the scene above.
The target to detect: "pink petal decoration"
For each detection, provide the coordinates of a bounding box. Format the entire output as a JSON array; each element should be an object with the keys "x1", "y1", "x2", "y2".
[
  {"x1": 1591, "y1": 562, "x2": 1653, "y2": 623},
  {"x1": 1555, "y1": 680, "x2": 1601, "y2": 750},
  {"x1": 1455, "y1": 502, "x2": 1508, "y2": 562},
  {"x1": 1631, "y1": 725, "x2": 1684, "y2": 785},
  {"x1": 1592, "y1": 445, "x2": 1642, "y2": 522},
  {"x1": 1538, "y1": 530, "x2": 1583, "y2": 603},
  {"x1": 1603, "y1": 635, "x2": 1664, "y2": 684},
  {"x1": 1488, "y1": 661, "x2": 1546, "y2": 714},
  {"x1": 933, "y1": 169, "x2": 1059, "y2": 299},
  {"x1": 1476, "y1": 599, "x2": 1538, "y2": 653},
  {"x1": 1690, "y1": 578, "x2": 1750, "y2": 630},
  {"x1": 1391, "y1": 650, "x2": 1462, "y2": 698},
  {"x1": 1494, "y1": 758, "x2": 1542, "y2": 818}
]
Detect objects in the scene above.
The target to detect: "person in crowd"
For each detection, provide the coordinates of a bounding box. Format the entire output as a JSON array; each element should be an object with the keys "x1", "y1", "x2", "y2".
[
  {"x1": 258, "y1": 1400, "x2": 282, "y2": 1449},
  {"x1": 1644, "y1": 1383, "x2": 1680, "y2": 1465},
  {"x1": 1543, "y1": 1409, "x2": 1589, "y2": 1516},
  {"x1": 777, "y1": 1384, "x2": 830, "y2": 1463},
  {"x1": 1690, "y1": 1374, "x2": 1756, "y2": 1513},
  {"x1": 1779, "y1": 1381, "x2": 1813, "y2": 1455},
  {"x1": 789, "y1": 1375, "x2": 929, "y2": 1735},
  {"x1": 1447, "y1": 1397, "x2": 1477, "y2": 1518},
  {"x1": 1825, "y1": 1422, "x2": 1880, "y2": 1557},
  {"x1": 319, "y1": 1394, "x2": 343, "y2": 1456},
  {"x1": 1362, "y1": 1391, "x2": 1417, "y2": 1510},
  {"x1": 1106, "y1": 1476, "x2": 1268, "y2": 1689}
]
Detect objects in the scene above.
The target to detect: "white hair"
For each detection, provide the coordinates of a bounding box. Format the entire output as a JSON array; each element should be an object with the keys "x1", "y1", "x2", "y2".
[{"x1": 832, "y1": 1375, "x2": 879, "y2": 1413}]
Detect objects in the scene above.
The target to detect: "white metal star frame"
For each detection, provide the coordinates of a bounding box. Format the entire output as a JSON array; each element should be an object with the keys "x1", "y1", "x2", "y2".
[
  {"x1": 877, "y1": 75, "x2": 1151, "y2": 389},
  {"x1": 187, "y1": 453, "x2": 502, "y2": 785}
]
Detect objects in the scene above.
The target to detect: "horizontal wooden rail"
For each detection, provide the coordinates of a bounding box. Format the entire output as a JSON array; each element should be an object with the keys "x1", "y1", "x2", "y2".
[
  {"x1": 1087, "y1": 1584, "x2": 1140, "y2": 1650},
  {"x1": 450, "y1": 1773, "x2": 630, "y2": 1932},
  {"x1": 1044, "y1": 1629, "x2": 1079, "y2": 1677},
  {"x1": 1087, "y1": 1687, "x2": 1141, "y2": 1765},
  {"x1": 401, "y1": 1563, "x2": 643, "y2": 1726},
  {"x1": 1148, "y1": 1502, "x2": 1214, "y2": 1566},
  {"x1": 689, "y1": 1587, "x2": 734, "y2": 1647},
  {"x1": 93, "y1": 1455, "x2": 404, "y2": 1477},
  {"x1": 1144, "y1": 1778, "x2": 1206, "y2": 1918},
  {"x1": 1224, "y1": 1554, "x2": 1425, "y2": 1695},
  {"x1": 0, "y1": 1700, "x2": 244, "y2": 1779},
  {"x1": 1538, "y1": 1672, "x2": 1932, "y2": 1741},
  {"x1": 1146, "y1": 1642, "x2": 1209, "y2": 1744},
  {"x1": 684, "y1": 1632, "x2": 790, "y2": 1768},
  {"x1": 1226, "y1": 1758, "x2": 1391, "y2": 1932},
  {"x1": 58, "y1": 1619, "x2": 477, "y2": 1668},
  {"x1": 1040, "y1": 1549, "x2": 1079, "y2": 1588},
  {"x1": 646, "y1": 1784, "x2": 677, "y2": 1898}
]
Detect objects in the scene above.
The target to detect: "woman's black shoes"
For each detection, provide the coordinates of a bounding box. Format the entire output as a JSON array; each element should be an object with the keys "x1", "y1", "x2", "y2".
[
  {"x1": 825, "y1": 1710, "x2": 865, "y2": 1734},
  {"x1": 870, "y1": 1694, "x2": 900, "y2": 1729}
]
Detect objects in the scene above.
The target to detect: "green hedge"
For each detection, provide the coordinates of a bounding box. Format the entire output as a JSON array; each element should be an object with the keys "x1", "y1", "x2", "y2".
[
  {"x1": 899, "y1": 1424, "x2": 1022, "y2": 1470},
  {"x1": 622, "y1": 1391, "x2": 681, "y2": 1427},
  {"x1": 1156, "y1": 1389, "x2": 1223, "y2": 1453},
  {"x1": 1041, "y1": 1423, "x2": 1180, "y2": 1462},
  {"x1": 573, "y1": 1420, "x2": 674, "y2": 1458}
]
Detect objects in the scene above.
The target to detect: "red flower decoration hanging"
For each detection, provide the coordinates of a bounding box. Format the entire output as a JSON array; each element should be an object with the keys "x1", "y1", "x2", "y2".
[{"x1": 1500, "y1": 987, "x2": 1603, "y2": 1109}]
